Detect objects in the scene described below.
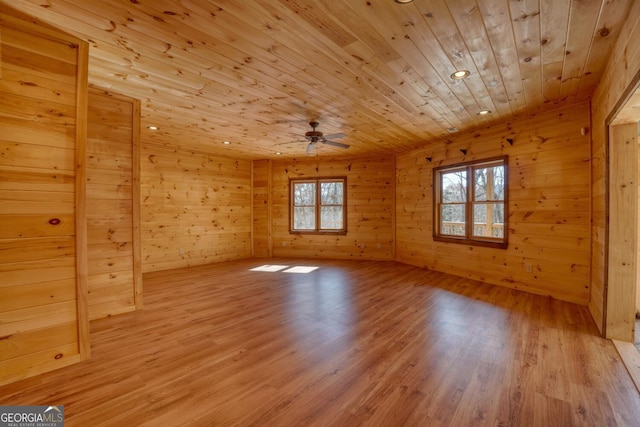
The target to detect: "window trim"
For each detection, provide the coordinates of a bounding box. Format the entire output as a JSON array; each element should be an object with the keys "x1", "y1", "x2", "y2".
[
  {"x1": 289, "y1": 176, "x2": 347, "y2": 235},
  {"x1": 433, "y1": 155, "x2": 508, "y2": 249}
]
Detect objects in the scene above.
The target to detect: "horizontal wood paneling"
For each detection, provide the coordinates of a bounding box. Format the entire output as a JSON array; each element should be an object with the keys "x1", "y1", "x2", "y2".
[
  {"x1": 269, "y1": 156, "x2": 395, "y2": 260},
  {"x1": 396, "y1": 103, "x2": 592, "y2": 305},
  {"x1": 0, "y1": 214, "x2": 75, "y2": 238},
  {"x1": 252, "y1": 159, "x2": 271, "y2": 258},
  {"x1": 140, "y1": 144, "x2": 252, "y2": 272},
  {"x1": 86, "y1": 86, "x2": 140, "y2": 321},
  {"x1": 0, "y1": 4, "x2": 87, "y2": 386}
]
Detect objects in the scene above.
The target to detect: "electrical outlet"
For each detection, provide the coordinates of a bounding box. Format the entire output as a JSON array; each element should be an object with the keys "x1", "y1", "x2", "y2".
[
  {"x1": 525, "y1": 263, "x2": 532, "y2": 273},
  {"x1": 376, "y1": 243, "x2": 381, "y2": 249},
  {"x1": 282, "y1": 241, "x2": 286, "y2": 246},
  {"x1": 179, "y1": 248, "x2": 185, "y2": 255}
]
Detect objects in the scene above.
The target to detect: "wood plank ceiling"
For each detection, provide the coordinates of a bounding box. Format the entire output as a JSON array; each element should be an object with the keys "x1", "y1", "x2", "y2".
[{"x1": 3, "y1": 0, "x2": 632, "y2": 159}]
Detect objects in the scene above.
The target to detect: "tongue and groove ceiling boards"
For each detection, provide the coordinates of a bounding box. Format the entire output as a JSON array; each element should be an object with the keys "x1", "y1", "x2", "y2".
[{"x1": 3, "y1": 0, "x2": 631, "y2": 158}]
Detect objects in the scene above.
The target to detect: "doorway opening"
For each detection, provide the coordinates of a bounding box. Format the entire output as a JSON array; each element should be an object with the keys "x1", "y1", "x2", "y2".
[{"x1": 607, "y1": 107, "x2": 640, "y2": 392}]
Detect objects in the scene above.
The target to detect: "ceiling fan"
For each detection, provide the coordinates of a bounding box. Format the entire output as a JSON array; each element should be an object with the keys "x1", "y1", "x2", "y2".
[{"x1": 291, "y1": 121, "x2": 349, "y2": 155}]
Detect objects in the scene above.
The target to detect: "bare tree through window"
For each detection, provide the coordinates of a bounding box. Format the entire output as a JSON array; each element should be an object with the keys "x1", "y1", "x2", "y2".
[
  {"x1": 291, "y1": 178, "x2": 346, "y2": 233},
  {"x1": 434, "y1": 157, "x2": 507, "y2": 248}
]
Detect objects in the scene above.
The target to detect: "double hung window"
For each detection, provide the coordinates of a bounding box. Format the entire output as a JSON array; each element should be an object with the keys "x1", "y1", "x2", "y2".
[
  {"x1": 433, "y1": 156, "x2": 507, "y2": 248},
  {"x1": 290, "y1": 178, "x2": 347, "y2": 234}
]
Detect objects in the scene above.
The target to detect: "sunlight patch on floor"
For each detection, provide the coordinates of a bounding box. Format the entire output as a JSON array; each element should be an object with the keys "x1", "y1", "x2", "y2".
[
  {"x1": 283, "y1": 266, "x2": 319, "y2": 274},
  {"x1": 250, "y1": 265, "x2": 289, "y2": 272},
  {"x1": 250, "y1": 265, "x2": 319, "y2": 274}
]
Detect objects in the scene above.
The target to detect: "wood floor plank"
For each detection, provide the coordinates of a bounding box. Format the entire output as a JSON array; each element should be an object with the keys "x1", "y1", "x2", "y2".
[{"x1": 0, "y1": 258, "x2": 638, "y2": 426}]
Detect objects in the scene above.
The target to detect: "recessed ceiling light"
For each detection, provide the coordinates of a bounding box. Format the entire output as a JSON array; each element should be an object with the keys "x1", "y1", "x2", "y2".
[
  {"x1": 451, "y1": 70, "x2": 470, "y2": 80},
  {"x1": 478, "y1": 110, "x2": 491, "y2": 115},
  {"x1": 223, "y1": 141, "x2": 231, "y2": 145},
  {"x1": 147, "y1": 126, "x2": 159, "y2": 130},
  {"x1": 275, "y1": 152, "x2": 282, "y2": 155},
  {"x1": 394, "y1": 0, "x2": 415, "y2": 3}
]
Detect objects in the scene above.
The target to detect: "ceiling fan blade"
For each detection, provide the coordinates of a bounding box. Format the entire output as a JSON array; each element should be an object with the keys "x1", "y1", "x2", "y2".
[
  {"x1": 323, "y1": 140, "x2": 350, "y2": 149},
  {"x1": 275, "y1": 139, "x2": 305, "y2": 146},
  {"x1": 322, "y1": 132, "x2": 346, "y2": 140},
  {"x1": 306, "y1": 142, "x2": 316, "y2": 155}
]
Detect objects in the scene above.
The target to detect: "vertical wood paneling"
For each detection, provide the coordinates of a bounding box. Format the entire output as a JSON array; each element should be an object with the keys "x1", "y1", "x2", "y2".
[
  {"x1": 590, "y1": 1, "x2": 640, "y2": 335},
  {"x1": 0, "y1": 5, "x2": 87, "y2": 386},
  {"x1": 607, "y1": 123, "x2": 637, "y2": 341},
  {"x1": 252, "y1": 159, "x2": 272, "y2": 258},
  {"x1": 75, "y1": 38, "x2": 89, "y2": 358},
  {"x1": 396, "y1": 103, "x2": 592, "y2": 304},
  {"x1": 269, "y1": 156, "x2": 395, "y2": 260},
  {"x1": 86, "y1": 87, "x2": 141, "y2": 320},
  {"x1": 140, "y1": 145, "x2": 251, "y2": 272},
  {"x1": 132, "y1": 98, "x2": 142, "y2": 309}
]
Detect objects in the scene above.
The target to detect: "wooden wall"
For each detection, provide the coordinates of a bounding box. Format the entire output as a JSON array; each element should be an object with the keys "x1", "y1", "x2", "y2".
[
  {"x1": 0, "y1": 6, "x2": 89, "y2": 385},
  {"x1": 590, "y1": 1, "x2": 640, "y2": 335},
  {"x1": 396, "y1": 103, "x2": 592, "y2": 305},
  {"x1": 87, "y1": 87, "x2": 141, "y2": 320},
  {"x1": 140, "y1": 145, "x2": 252, "y2": 273},
  {"x1": 263, "y1": 156, "x2": 395, "y2": 260},
  {"x1": 252, "y1": 159, "x2": 272, "y2": 258},
  {"x1": 607, "y1": 123, "x2": 637, "y2": 341}
]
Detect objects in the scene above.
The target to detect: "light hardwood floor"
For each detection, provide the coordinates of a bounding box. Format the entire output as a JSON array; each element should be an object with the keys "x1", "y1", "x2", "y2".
[{"x1": 1, "y1": 259, "x2": 639, "y2": 426}]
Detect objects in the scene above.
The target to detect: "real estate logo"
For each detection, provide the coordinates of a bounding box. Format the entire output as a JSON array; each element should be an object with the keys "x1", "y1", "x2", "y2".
[{"x1": 0, "y1": 406, "x2": 64, "y2": 427}]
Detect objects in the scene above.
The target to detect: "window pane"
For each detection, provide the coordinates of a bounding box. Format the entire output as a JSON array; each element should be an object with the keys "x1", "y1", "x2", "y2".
[
  {"x1": 474, "y1": 169, "x2": 487, "y2": 201},
  {"x1": 472, "y1": 203, "x2": 505, "y2": 238},
  {"x1": 441, "y1": 170, "x2": 467, "y2": 203},
  {"x1": 492, "y1": 166, "x2": 505, "y2": 200},
  {"x1": 320, "y1": 181, "x2": 343, "y2": 204},
  {"x1": 293, "y1": 207, "x2": 315, "y2": 230},
  {"x1": 320, "y1": 206, "x2": 343, "y2": 229},
  {"x1": 440, "y1": 204, "x2": 465, "y2": 236},
  {"x1": 475, "y1": 165, "x2": 504, "y2": 201},
  {"x1": 294, "y1": 182, "x2": 315, "y2": 205}
]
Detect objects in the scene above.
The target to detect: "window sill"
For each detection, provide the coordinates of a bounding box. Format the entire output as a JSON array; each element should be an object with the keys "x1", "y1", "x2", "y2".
[
  {"x1": 290, "y1": 230, "x2": 348, "y2": 236},
  {"x1": 433, "y1": 235, "x2": 507, "y2": 249}
]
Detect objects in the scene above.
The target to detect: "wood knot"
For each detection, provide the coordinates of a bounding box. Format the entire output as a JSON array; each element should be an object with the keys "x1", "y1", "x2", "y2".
[{"x1": 49, "y1": 218, "x2": 61, "y2": 225}]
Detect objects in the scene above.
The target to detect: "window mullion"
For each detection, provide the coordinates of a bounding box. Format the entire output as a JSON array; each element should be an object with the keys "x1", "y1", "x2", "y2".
[
  {"x1": 437, "y1": 171, "x2": 443, "y2": 235},
  {"x1": 316, "y1": 180, "x2": 321, "y2": 232},
  {"x1": 466, "y1": 165, "x2": 473, "y2": 239}
]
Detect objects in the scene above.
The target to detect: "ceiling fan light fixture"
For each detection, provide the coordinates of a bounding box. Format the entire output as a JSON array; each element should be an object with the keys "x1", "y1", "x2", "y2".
[{"x1": 451, "y1": 70, "x2": 470, "y2": 80}]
